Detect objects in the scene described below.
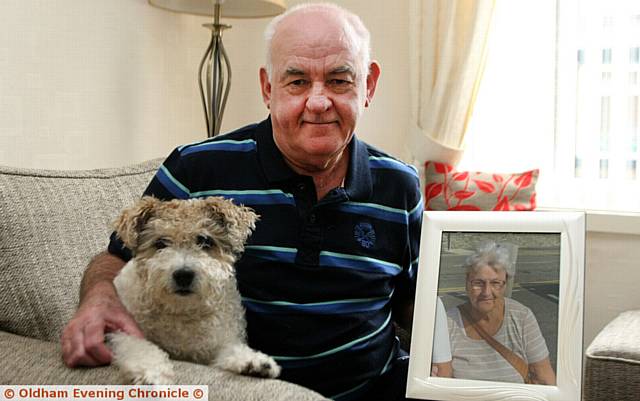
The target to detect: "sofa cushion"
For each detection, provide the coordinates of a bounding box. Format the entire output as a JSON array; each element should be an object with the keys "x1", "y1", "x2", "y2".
[
  {"x1": 0, "y1": 159, "x2": 162, "y2": 342},
  {"x1": 584, "y1": 310, "x2": 640, "y2": 401},
  {"x1": 0, "y1": 331, "x2": 328, "y2": 400},
  {"x1": 586, "y1": 310, "x2": 640, "y2": 364}
]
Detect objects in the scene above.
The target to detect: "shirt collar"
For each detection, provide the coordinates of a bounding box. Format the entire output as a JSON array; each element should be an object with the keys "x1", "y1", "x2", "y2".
[
  {"x1": 344, "y1": 134, "x2": 372, "y2": 201},
  {"x1": 257, "y1": 116, "x2": 298, "y2": 183},
  {"x1": 256, "y1": 116, "x2": 372, "y2": 201}
]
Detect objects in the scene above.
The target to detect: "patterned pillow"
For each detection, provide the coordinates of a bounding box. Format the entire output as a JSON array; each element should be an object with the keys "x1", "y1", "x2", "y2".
[{"x1": 424, "y1": 161, "x2": 538, "y2": 211}]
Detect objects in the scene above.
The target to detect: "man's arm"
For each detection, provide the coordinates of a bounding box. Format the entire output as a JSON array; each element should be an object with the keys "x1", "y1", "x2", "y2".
[
  {"x1": 61, "y1": 251, "x2": 143, "y2": 367},
  {"x1": 393, "y1": 300, "x2": 414, "y2": 333}
]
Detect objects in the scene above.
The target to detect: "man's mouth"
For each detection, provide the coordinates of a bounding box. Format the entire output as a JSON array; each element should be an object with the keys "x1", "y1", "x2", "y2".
[{"x1": 303, "y1": 120, "x2": 337, "y2": 125}]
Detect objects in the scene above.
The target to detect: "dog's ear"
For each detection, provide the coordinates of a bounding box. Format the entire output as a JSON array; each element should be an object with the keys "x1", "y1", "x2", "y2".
[
  {"x1": 113, "y1": 196, "x2": 160, "y2": 251},
  {"x1": 202, "y1": 197, "x2": 259, "y2": 255}
]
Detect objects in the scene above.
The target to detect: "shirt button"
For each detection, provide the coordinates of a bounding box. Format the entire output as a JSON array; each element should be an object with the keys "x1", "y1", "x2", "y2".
[{"x1": 297, "y1": 183, "x2": 306, "y2": 192}]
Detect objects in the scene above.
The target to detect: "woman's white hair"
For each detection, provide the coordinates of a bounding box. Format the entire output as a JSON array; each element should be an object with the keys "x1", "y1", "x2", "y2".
[
  {"x1": 464, "y1": 241, "x2": 513, "y2": 277},
  {"x1": 263, "y1": 2, "x2": 371, "y2": 80}
]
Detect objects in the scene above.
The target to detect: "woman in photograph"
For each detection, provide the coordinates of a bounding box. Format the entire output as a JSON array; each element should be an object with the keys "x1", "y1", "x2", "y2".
[{"x1": 446, "y1": 241, "x2": 556, "y2": 384}]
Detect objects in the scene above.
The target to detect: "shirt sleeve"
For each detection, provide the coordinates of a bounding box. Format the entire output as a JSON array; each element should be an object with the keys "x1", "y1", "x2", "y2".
[
  {"x1": 141, "y1": 146, "x2": 192, "y2": 200},
  {"x1": 106, "y1": 147, "x2": 190, "y2": 261},
  {"x1": 523, "y1": 307, "x2": 550, "y2": 364},
  {"x1": 432, "y1": 296, "x2": 453, "y2": 363},
  {"x1": 396, "y1": 173, "x2": 423, "y2": 301}
]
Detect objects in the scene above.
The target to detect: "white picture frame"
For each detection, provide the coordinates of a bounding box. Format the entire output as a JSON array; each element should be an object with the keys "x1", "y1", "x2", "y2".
[{"x1": 407, "y1": 211, "x2": 585, "y2": 401}]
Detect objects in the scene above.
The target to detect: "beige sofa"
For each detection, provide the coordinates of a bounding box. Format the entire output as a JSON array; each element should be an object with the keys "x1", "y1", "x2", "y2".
[{"x1": 0, "y1": 159, "x2": 328, "y2": 400}]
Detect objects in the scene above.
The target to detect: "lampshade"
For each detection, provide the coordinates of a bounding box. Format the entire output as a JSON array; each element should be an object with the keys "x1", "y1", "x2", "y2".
[{"x1": 148, "y1": 0, "x2": 287, "y2": 18}]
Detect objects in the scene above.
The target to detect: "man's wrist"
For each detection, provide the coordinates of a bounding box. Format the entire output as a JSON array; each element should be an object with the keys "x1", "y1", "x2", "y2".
[
  {"x1": 79, "y1": 279, "x2": 118, "y2": 306},
  {"x1": 79, "y1": 251, "x2": 125, "y2": 302}
]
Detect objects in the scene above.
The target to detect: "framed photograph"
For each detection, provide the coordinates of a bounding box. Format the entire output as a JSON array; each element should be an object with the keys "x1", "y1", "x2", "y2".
[{"x1": 407, "y1": 211, "x2": 585, "y2": 401}]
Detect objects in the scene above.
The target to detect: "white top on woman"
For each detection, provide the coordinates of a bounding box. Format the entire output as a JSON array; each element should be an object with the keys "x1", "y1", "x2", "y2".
[{"x1": 447, "y1": 297, "x2": 549, "y2": 383}]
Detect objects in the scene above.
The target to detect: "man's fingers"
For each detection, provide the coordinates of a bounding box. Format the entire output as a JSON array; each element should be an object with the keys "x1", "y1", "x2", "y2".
[
  {"x1": 61, "y1": 324, "x2": 82, "y2": 367},
  {"x1": 62, "y1": 325, "x2": 100, "y2": 367},
  {"x1": 61, "y1": 286, "x2": 141, "y2": 367},
  {"x1": 83, "y1": 320, "x2": 112, "y2": 365},
  {"x1": 61, "y1": 336, "x2": 78, "y2": 365},
  {"x1": 108, "y1": 314, "x2": 144, "y2": 339}
]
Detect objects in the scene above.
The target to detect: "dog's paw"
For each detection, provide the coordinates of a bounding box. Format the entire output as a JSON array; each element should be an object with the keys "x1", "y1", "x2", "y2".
[
  {"x1": 108, "y1": 332, "x2": 176, "y2": 385},
  {"x1": 239, "y1": 353, "x2": 281, "y2": 378},
  {"x1": 215, "y1": 344, "x2": 281, "y2": 378},
  {"x1": 117, "y1": 355, "x2": 175, "y2": 385},
  {"x1": 128, "y1": 367, "x2": 175, "y2": 385}
]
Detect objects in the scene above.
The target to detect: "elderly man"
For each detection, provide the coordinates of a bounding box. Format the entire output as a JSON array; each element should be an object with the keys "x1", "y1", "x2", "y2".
[{"x1": 62, "y1": 3, "x2": 422, "y2": 400}]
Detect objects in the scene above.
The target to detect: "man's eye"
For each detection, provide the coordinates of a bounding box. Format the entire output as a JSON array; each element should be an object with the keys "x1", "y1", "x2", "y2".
[
  {"x1": 197, "y1": 235, "x2": 215, "y2": 249},
  {"x1": 289, "y1": 79, "x2": 307, "y2": 86},
  {"x1": 154, "y1": 239, "x2": 170, "y2": 249},
  {"x1": 329, "y1": 79, "x2": 350, "y2": 85}
]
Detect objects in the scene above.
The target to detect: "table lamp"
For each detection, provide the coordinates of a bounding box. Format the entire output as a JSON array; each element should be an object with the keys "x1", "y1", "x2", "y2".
[{"x1": 149, "y1": 0, "x2": 287, "y2": 137}]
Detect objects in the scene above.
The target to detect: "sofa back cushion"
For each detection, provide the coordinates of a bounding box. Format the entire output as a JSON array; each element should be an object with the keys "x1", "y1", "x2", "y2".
[{"x1": 0, "y1": 159, "x2": 162, "y2": 342}]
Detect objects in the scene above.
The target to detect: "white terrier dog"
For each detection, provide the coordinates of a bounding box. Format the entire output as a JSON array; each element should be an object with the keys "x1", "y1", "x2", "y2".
[{"x1": 107, "y1": 196, "x2": 280, "y2": 384}]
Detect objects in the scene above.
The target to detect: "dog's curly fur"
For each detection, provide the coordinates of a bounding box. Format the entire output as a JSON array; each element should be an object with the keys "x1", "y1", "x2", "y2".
[{"x1": 107, "y1": 196, "x2": 280, "y2": 384}]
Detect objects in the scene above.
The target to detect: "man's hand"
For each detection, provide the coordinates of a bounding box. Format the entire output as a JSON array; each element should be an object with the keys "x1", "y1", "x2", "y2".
[
  {"x1": 61, "y1": 252, "x2": 143, "y2": 367},
  {"x1": 61, "y1": 287, "x2": 143, "y2": 367}
]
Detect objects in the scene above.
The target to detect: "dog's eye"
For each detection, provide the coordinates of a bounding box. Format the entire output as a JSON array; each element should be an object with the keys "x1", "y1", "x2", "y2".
[
  {"x1": 154, "y1": 239, "x2": 170, "y2": 249},
  {"x1": 197, "y1": 235, "x2": 214, "y2": 250}
]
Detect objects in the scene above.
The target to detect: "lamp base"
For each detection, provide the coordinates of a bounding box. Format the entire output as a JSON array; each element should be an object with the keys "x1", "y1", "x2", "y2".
[{"x1": 199, "y1": 23, "x2": 232, "y2": 138}]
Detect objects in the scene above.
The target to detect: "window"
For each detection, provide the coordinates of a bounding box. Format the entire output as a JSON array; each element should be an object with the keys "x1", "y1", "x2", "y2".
[
  {"x1": 459, "y1": 0, "x2": 640, "y2": 213},
  {"x1": 556, "y1": 0, "x2": 640, "y2": 211}
]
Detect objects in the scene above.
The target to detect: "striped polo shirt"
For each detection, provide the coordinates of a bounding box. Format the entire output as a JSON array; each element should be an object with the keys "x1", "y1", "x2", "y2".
[{"x1": 108, "y1": 117, "x2": 423, "y2": 400}]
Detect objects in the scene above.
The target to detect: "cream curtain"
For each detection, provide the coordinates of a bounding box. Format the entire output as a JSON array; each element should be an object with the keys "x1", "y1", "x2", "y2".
[{"x1": 409, "y1": 0, "x2": 495, "y2": 168}]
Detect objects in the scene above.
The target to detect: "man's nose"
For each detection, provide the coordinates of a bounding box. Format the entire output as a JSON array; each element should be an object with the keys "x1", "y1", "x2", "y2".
[
  {"x1": 306, "y1": 95, "x2": 332, "y2": 113},
  {"x1": 306, "y1": 87, "x2": 332, "y2": 113}
]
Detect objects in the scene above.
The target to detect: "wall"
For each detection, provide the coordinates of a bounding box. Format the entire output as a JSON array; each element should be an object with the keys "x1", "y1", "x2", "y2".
[
  {"x1": 583, "y1": 231, "x2": 640, "y2": 348},
  {"x1": 1, "y1": 0, "x2": 201, "y2": 169},
  {"x1": 0, "y1": 0, "x2": 410, "y2": 170}
]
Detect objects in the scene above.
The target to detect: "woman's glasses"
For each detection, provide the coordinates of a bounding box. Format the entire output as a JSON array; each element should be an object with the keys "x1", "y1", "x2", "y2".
[{"x1": 468, "y1": 279, "x2": 506, "y2": 290}]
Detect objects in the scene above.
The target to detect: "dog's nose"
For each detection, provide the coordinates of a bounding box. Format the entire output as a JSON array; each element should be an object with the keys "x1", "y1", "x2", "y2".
[{"x1": 173, "y1": 268, "x2": 195, "y2": 288}]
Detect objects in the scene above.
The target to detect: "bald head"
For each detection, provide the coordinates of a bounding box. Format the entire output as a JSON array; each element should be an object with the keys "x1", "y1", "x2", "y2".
[{"x1": 264, "y1": 3, "x2": 371, "y2": 81}]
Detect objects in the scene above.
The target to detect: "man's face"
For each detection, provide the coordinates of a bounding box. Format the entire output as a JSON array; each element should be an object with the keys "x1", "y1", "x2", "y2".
[{"x1": 260, "y1": 11, "x2": 379, "y2": 171}]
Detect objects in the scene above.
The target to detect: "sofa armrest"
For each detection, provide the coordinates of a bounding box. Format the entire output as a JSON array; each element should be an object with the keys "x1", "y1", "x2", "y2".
[
  {"x1": 583, "y1": 310, "x2": 640, "y2": 401},
  {"x1": 0, "y1": 331, "x2": 329, "y2": 401}
]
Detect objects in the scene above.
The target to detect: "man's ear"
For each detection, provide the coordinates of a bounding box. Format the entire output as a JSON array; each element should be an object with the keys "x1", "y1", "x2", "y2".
[
  {"x1": 259, "y1": 67, "x2": 272, "y2": 110},
  {"x1": 112, "y1": 196, "x2": 160, "y2": 251},
  {"x1": 364, "y1": 61, "x2": 381, "y2": 108}
]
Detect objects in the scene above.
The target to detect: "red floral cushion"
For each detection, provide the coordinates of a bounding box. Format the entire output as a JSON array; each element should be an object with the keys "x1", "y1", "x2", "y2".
[{"x1": 424, "y1": 161, "x2": 538, "y2": 211}]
